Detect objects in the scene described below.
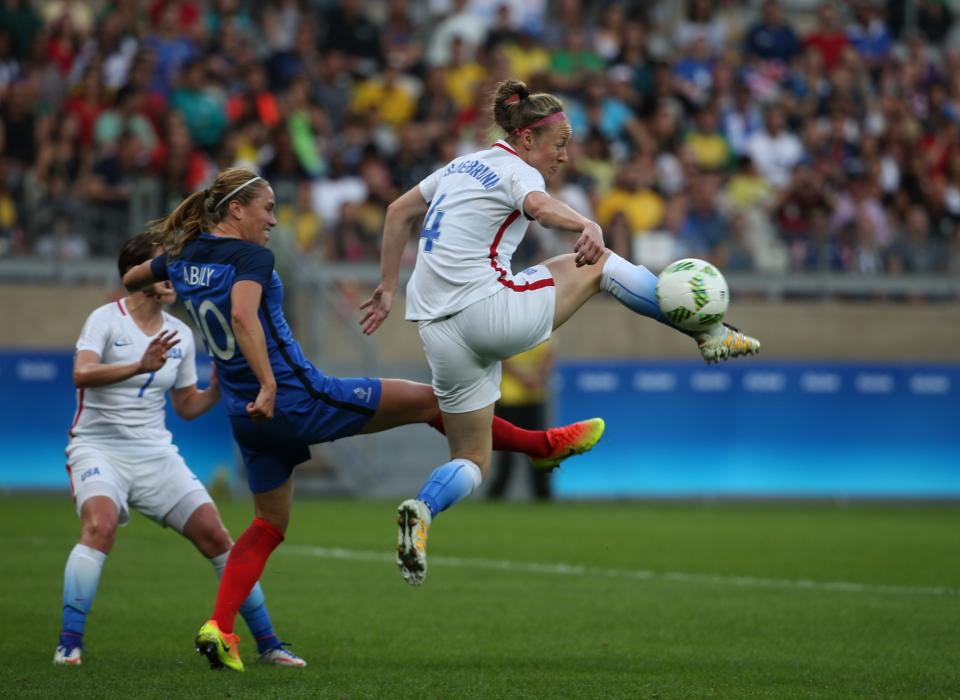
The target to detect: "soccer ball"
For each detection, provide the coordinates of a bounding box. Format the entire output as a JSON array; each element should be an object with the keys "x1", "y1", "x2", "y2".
[{"x1": 655, "y1": 258, "x2": 729, "y2": 331}]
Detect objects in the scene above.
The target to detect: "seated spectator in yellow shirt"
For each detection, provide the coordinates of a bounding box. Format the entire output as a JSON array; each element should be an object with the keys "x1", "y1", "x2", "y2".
[
  {"x1": 351, "y1": 62, "x2": 417, "y2": 126},
  {"x1": 684, "y1": 104, "x2": 732, "y2": 172},
  {"x1": 596, "y1": 157, "x2": 665, "y2": 235}
]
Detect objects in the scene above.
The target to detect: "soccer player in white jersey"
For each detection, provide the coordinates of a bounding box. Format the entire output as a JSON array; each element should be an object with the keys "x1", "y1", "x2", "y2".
[
  {"x1": 361, "y1": 78, "x2": 762, "y2": 586},
  {"x1": 54, "y1": 232, "x2": 305, "y2": 668}
]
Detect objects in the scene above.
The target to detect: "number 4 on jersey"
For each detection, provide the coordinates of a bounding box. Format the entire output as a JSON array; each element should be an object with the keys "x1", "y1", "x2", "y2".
[{"x1": 421, "y1": 194, "x2": 447, "y2": 253}]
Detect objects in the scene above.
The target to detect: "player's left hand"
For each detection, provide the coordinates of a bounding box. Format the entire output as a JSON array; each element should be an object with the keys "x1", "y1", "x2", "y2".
[
  {"x1": 359, "y1": 284, "x2": 393, "y2": 335},
  {"x1": 247, "y1": 384, "x2": 275, "y2": 422},
  {"x1": 574, "y1": 222, "x2": 604, "y2": 267}
]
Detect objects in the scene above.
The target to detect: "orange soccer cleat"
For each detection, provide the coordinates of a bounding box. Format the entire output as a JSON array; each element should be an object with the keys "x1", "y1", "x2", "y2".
[{"x1": 531, "y1": 417, "x2": 606, "y2": 470}]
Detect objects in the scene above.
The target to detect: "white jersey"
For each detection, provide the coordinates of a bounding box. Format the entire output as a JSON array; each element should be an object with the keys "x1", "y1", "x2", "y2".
[
  {"x1": 405, "y1": 140, "x2": 547, "y2": 321},
  {"x1": 68, "y1": 298, "x2": 198, "y2": 449}
]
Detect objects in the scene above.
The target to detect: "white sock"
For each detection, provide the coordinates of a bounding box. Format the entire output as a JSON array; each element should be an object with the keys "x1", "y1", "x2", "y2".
[
  {"x1": 60, "y1": 544, "x2": 107, "y2": 642},
  {"x1": 600, "y1": 253, "x2": 667, "y2": 323}
]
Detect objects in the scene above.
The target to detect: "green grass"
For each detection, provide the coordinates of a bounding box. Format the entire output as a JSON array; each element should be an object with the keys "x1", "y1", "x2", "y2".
[{"x1": 1, "y1": 496, "x2": 958, "y2": 699}]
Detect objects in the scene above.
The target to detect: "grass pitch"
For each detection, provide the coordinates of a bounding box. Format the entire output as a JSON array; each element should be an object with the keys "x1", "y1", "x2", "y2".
[{"x1": 1, "y1": 496, "x2": 958, "y2": 699}]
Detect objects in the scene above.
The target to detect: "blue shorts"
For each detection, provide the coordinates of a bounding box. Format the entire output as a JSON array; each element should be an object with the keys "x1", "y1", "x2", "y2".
[{"x1": 230, "y1": 376, "x2": 382, "y2": 493}]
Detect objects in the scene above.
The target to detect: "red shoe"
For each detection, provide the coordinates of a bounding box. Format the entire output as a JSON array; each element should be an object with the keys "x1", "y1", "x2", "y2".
[{"x1": 532, "y1": 418, "x2": 605, "y2": 470}]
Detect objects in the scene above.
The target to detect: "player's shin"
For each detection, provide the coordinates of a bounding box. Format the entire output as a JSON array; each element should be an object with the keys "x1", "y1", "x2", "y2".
[
  {"x1": 429, "y1": 413, "x2": 550, "y2": 458},
  {"x1": 417, "y1": 459, "x2": 483, "y2": 517},
  {"x1": 211, "y1": 518, "x2": 283, "y2": 634},
  {"x1": 210, "y1": 552, "x2": 279, "y2": 653},
  {"x1": 600, "y1": 253, "x2": 668, "y2": 323},
  {"x1": 59, "y1": 544, "x2": 107, "y2": 649}
]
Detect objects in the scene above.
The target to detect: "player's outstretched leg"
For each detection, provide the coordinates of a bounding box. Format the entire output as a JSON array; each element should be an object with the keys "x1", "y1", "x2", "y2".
[
  {"x1": 599, "y1": 253, "x2": 761, "y2": 363},
  {"x1": 195, "y1": 619, "x2": 244, "y2": 672},
  {"x1": 693, "y1": 323, "x2": 761, "y2": 364},
  {"x1": 396, "y1": 498, "x2": 432, "y2": 586},
  {"x1": 531, "y1": 417, "x2": 605, "y2": 470}
]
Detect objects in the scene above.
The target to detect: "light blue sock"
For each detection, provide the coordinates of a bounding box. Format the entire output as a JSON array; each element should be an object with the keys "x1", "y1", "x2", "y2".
[
  {"x1": 600, "y1": 252, "x2": 668, "y2": 324},
  {"x1": 210, "y1": 552, "x2": 279, "y2": 653},
  {"x1": 60, "y1": 544, "x2": 106, "y2": 648},
  {"x1": 417, "y1": 459, "x2": 483, "y2": 518}
]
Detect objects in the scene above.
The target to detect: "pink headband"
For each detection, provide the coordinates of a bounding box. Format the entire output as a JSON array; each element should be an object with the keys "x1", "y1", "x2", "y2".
[
  {"x1": 504, "y1": 94, "x2": 522, "y2": 105},
  {"x1": 513, "y1": 111, "x2": 567, "y2": 135}
]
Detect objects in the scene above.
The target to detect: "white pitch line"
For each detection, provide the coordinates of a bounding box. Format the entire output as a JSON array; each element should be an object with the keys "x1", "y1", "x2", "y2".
[{"x1": 281, "y1": 545, "x2": 960, "y2": 598}]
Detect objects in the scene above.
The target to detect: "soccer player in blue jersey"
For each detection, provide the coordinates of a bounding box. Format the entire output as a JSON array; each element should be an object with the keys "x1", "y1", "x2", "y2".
[
  {"x1": 122, "y1": 167, "x2": 606, "y2": 671},
  {"x1": 56, "y1": 231, "x2": 304, "y2": 668}
]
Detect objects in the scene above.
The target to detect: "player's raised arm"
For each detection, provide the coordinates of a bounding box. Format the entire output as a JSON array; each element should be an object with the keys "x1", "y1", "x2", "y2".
[
  {"x1": 523, "y1": 191, "x2": 604, "y2": 267},
  {"x1": 123, "y1": 258, "x2": 159, "y2": 292},
  {"x1": 360, "y1": 185, "x2": 430, "y2": 335}
]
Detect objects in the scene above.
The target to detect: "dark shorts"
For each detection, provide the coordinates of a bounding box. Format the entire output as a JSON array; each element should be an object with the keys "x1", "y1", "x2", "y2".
[{"x1": 230, "y1": 376, "x2": 382, "y2": 493}]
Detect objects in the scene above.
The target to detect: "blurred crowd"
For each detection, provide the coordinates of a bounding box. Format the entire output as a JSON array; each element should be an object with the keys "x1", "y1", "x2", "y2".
[{"x1": 3, "y1": 0, "x2": 960, "y2": 278}]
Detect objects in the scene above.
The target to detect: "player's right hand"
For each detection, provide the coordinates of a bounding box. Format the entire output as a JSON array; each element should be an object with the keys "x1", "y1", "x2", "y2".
[
  {"x1": 138, "y1": 330, "x2": 180, "y2": 373},
  {"x1": 359, "y1": 284, "x2": 393, "y2": 335}
]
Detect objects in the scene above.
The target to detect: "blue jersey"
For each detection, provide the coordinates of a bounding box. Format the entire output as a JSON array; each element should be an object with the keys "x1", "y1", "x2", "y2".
[
  {"x1": 151, "y1": 232, "x2": 381, "y2": 493},
  {"x1": 151, "y1": 233, "x2": 323, "y2": 416}
]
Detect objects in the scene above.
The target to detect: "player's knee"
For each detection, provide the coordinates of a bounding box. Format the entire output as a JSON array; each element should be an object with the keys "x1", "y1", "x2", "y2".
[
  {"x1": 80, "y1": 510, "x2": 118, "y2": 551},
  {"x1": 183, "y1": 507, "x2": 233, "y2": 557},
  {"x1": 409, "y1": 381, "x2": 439, "y2": 422},
  {"x1": 199, "y1": 524, "x2": 232, "y2": 558}
]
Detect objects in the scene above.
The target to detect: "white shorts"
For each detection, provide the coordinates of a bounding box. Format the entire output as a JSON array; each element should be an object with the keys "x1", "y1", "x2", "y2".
[
  {"x1": 65, "y1": 442, "x2": 211, "y2": 528},
  {"x1": 418, "y1": 266, "x2": 556, "y2": 413}
]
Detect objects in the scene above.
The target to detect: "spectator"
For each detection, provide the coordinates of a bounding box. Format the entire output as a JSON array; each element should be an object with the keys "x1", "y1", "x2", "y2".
[
  {"x1": 142, "y1": 2, "x2": 198, "y2": 96},
  {"x1": 351, "y1": 57, "x2": 419, "y2": 128},
  {"x1": 847, "y1": 1, "x2": 892, "y2": 71},
  {"x1": 612, "y1": 20, "x2": 654, "y2": 105},
  {"x1": 169, "y1": 57, "x2": 228, "y2": 153},
  {"x1": 678, "y1": 172, "x2": 730, "y2": 257},
  {"x1": 318, "y1": 0, "x2": 383, "y2": 77},
  {"x1": 747, "y1": 103, "x2": 804, "y2": 189},
  {"x1": 743, "y1": 0, "x2": 802, "y2": 66},
  {"x1": 805, "y1": 4, "x2": 850, "y2": 71},
  {"x1": 0, "y1": 0, "x2": 42, "y2": 61},
  {"x1": 596, "y1": 156, "x2": 665, "y2": 237},
  {"x1": 829, "y1": 158, "x2": 892, "y2": 247},
  {"x1": 886, "y1": 204, "x2": 947, "y2": 274},
  {"x1": 81, "y1": 131, "x2": 150, "y2": 253},
  {"x1": 673, "y1": 36, "x2": 715, "y2": 109},
  {"x1": 427, "y1": 0, "x2": 488, "y2": 67},
  {"x1": 34, "y1": 211, "x2": 88, "y2": 260},
  {"x1": 684, "y1": 103, "x2": 731, "y2": 172},
  {"x1": 675, "y1": 0, "x2": 726, "y2": 57},
  {"x1": 549, "y1": 27, "x2": 604, "y2": 93},
  {"x1": 442, "y1": 36, "x2": 486, "y2": 111},
  {"x1": 592, "y1": 3, "x2": 625, "y2": 63},
  {"x1": 773, "y1": 161, "x2": 833, "y2": 268},
  {"x1": 720, "y1": 82, "x2": 764, "y2": 157}
]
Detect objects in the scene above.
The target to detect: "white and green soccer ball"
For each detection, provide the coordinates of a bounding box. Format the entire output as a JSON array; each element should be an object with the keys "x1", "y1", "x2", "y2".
[{"x1": 655, "y1": 258, "x2": 729, "y2": 331}]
